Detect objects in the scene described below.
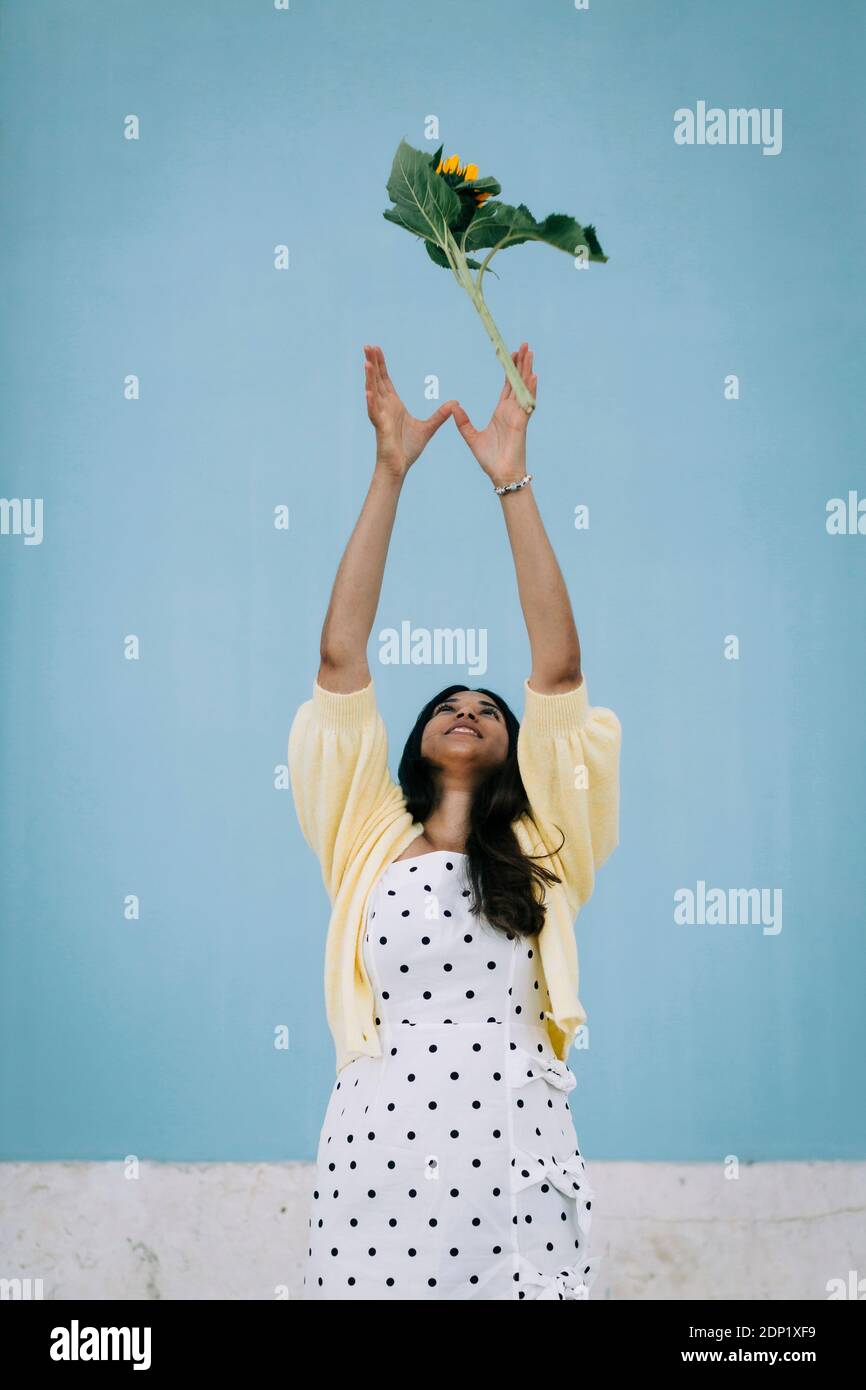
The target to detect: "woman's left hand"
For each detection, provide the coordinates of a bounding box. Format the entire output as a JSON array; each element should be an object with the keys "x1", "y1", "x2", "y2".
[{"x1": 451, "y1": 342, "x2": 537, "y2": 488}]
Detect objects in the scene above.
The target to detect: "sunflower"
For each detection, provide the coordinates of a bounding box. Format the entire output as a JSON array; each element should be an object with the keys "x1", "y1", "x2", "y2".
[
  {"x1": 435, "y1": 153, "x2": 492, "y2": 205},
  {"x1": 385, "y1": 138, "x2": 607, "y2": 417}
]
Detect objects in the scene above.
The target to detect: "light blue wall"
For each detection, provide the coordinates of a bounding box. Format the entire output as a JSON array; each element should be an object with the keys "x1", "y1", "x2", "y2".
[{"x1": 1, "y1": 0, "x2": 863, "y2": 1161}]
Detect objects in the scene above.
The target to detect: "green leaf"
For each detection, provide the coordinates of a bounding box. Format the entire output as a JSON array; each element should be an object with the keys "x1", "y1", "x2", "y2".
[
  {"x1": 454, "y1": 175, "x2": 501, "y2": 198},
  {"x1": 385, "y1": 139, "x2": 462, "y2": 249},
  {"x1": 463, "y1": 200, "x2": 537, "y2": 252},
  {"x1": 464, "y1": 199, "x2": 608, "y2": 262},
  {"x1": 384, "y1": 208, "x2": 451, "y2": 266},
  {"x1": 429, "y1": 143, "x2": 444, "y2": 170},
  {"x1": 425, "y1": 241, "x2": 451, "y2": 268},
  {"x1": 533, "y1": 212, "x2": 607, "y2": 259},
  {"x1": 583, "y1": 223, "x2": 604, "y2": 257},
  {"x1": 424, "y1": 240, "x2": 484, "y2": 272},
  {"x1": 383, "y1": 205, "x2": 434, "y2": 240}
]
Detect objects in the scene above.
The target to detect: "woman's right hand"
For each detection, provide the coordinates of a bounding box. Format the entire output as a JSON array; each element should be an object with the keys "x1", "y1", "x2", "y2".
[{"x1": 364, "y1": 344, "x2": 456, "y2": 478}]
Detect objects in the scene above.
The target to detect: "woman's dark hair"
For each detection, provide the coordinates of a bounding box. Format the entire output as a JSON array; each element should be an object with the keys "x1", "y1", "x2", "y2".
[{"x1": 397, "y1": 684, "x2": 563, "y2": 938}]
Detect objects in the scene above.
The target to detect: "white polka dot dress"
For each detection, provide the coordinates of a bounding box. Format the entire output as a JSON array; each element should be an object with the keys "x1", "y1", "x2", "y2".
[{"x1": 303, "y1": 851, "x2": 600, "y2": 1300}]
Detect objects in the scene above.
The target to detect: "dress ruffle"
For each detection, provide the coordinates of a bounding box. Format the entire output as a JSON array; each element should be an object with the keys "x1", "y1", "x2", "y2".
[
  {"x1": 515, "y1": 1251, "x2": 602, "y2": 1300},
  {"x1": 508, "y1": 1041, "x2": 600, "y2": 1300},
  {"x1": 512, "y1": 1145, "x2": 600, "y2": 1300},
  {"x1": 511, "y1": 1145, "x2": 594, "y2": 1232},
  {"x1": 508, "y1": 1041, "x2": 577, "y2": 1094}
]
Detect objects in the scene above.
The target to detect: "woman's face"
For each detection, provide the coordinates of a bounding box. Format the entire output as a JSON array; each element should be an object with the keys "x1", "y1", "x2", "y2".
[{"x1": 420, "y1": 690, "x2": 510, "y2": 775}]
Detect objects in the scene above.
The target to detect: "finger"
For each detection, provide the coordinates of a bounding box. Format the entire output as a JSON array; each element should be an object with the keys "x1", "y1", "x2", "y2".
[
  {"x1": 502, "y1": 350, "x2": 519, "y2": 401},
  {"x1": 513, "y1": 344, "x2": 529, "y2": 389},
  {"x1": 375, "y1": 346, "x2": 394, "y2": 394},
  {"x1": 365, "y1": 344, "x2": 383, "y2": 394},
  {"x1": 363, "y1": 345, "x2": 382, "y2": 397},
  {"x1": 372, "y1": 346, "x2": 388, "y2": 397},
  {"x1": 421, "y1": 399, "x2": 456, "y2": 437},
  {"x1": 451, "y1": 401, "x2": 478, "y2": 441},
  {"x1": 434, "y1": 398, "x2": 457, "y2": 419}
]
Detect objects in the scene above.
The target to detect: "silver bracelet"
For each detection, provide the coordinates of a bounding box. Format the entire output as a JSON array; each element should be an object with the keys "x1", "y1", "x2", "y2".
[{"x1": 494, "y1": 472, "x2": 533, "y2": 496}]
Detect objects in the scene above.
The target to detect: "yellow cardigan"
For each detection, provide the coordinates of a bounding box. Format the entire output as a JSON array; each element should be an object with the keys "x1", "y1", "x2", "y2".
[{"x1": 288, "y1": 674, "x2": 621, "y2": 1075}]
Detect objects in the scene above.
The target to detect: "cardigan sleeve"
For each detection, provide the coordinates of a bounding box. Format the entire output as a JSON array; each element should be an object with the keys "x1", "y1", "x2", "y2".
[
  {"x1": 516, "y1": 675, "x2": 621, "y2": 918},
  {"x1": 287, "y1": 677, "x2": 406, "y2": 904}
]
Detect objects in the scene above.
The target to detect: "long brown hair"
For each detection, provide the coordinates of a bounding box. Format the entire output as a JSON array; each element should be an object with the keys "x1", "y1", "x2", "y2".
[{"x1": 396, "y1": 683, "x2": 563, "y2": 938}]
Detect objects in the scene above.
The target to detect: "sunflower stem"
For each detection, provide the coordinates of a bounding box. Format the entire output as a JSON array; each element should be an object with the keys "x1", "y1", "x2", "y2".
[{"x1": 445, "y1": 230, "x2": 535, "y2": 415}]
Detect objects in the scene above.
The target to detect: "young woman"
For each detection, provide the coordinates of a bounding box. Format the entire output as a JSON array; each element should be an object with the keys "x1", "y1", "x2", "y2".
[{"x1": 288, "y1": 343, "x2": 621, "y2": 1300}]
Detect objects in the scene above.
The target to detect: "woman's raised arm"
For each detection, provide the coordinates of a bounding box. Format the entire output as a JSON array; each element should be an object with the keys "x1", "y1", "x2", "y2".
[
  {"x1": 451, "y1": 343, "x2": 582, "y2": 695},
  {"x1": 317, "y1": 345, "x2": 456, "y2": 694}
]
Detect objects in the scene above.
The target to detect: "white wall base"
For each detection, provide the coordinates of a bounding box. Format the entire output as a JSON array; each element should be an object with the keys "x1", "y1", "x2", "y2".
[{"x1": 2, "y1": 1161, "x2": 864, "y2": 1300}]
